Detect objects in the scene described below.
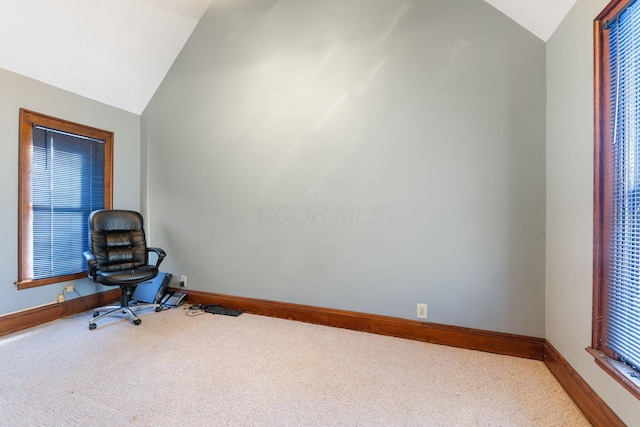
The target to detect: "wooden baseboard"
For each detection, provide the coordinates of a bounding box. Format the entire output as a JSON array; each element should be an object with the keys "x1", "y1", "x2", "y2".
[
  {"x1": 544, "y1": 341, "x2": 624, "y2": 427},
  {"x1": 182, "y1": 289, "x2": 545, "y2": 360},
  {"x1": 0, "y1": 289, "x2": 119, "y2": 337}
]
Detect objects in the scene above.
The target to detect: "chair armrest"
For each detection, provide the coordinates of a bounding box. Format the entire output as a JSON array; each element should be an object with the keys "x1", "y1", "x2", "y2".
[
  {"x1": 83, "y1": 251, "x2": 97, "y2": 281},
  {"x1": 147, "y1": 247, "x2": 166, "y2": 268}
]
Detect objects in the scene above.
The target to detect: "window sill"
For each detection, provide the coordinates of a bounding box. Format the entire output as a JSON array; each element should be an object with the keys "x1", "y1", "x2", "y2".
[
  {"x1": 587, "y1": 347, "x2": 640, "y2": 400},
  {"x1": 15, "y1": 272, "x2": 86, "y2": 290}
]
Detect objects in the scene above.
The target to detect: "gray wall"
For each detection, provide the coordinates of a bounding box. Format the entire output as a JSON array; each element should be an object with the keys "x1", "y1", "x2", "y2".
[
  {"x1": 0, "y1": 67, "x2": 142, "y2": 316},
  {"x1": 546, "y1": 0, "x2": 640, "y2": 424},
  {"x1": 143, "y1": 0, "x2": 547, "y2": 337}
]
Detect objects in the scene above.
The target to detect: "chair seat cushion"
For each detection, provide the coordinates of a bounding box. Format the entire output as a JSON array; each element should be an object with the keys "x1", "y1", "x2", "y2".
[{"x1": 95, "y1": 265, "x2": 159, "y2": 287}]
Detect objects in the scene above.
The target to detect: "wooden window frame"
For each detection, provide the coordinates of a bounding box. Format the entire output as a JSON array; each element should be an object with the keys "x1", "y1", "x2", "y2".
[
  {"x1": 16, "y1": 109, "x2": 113, "y2": 290},
  {"x1": 591, "y1": 0, "x2": 640, "y2": 400}
]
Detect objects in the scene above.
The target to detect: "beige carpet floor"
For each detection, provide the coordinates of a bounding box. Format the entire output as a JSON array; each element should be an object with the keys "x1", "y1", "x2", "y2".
[{"x1": 0, "y1": 305, "x2": 590, "y2": 426}]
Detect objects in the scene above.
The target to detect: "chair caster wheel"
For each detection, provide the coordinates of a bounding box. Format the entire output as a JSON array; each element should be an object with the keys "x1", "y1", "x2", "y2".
[
  {"x1": 133, "y1": 319, "x2": 142, "y2": 325},
  {"x1": 93, "y1": 311, "x2": 100, "y2": 317},
  {"x1": 155, "y1": 306, "x2": 162, "y2": 312},
  {"x1": 89, "y1": 323, "x2": 97, "y2": 330}
]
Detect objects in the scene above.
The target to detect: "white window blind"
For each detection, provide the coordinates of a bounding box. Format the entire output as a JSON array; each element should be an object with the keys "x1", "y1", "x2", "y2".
[
  {"x1": 606, "y1": 0, "x2": 640, "y2": 372},
  {"x1": 31, "y1": 126, "x2": 105, "y2": 279}
]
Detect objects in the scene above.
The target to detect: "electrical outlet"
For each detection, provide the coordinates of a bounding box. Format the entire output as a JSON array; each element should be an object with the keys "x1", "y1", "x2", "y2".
[
  {"x1": 180, "y1": 275, "x2": 187, "y2": 287},
  {"x1": 57, "y1": 294, "x2": 65, "y2": 303},
  {"x1": 417, "y1": 303, "x2": 427, "y2": 319},
  {"x1": 65, "y1": 285, "x2": 74, "y2": 293}
]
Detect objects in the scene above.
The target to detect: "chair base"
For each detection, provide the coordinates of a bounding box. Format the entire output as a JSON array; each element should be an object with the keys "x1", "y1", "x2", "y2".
[{"x1": 89, "y1": 301, "x2": 162, "y2": 330}]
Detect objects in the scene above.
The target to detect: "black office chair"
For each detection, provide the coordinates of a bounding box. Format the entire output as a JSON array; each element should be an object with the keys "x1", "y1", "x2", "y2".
[{"x1": 83, "y1": 209, "x2": 166, "y2": 330}]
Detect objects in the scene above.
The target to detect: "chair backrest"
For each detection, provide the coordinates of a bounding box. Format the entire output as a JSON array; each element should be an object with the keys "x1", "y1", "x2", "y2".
[{"x1": 89, "y1": 210, "x2": 148, "y2": 272}]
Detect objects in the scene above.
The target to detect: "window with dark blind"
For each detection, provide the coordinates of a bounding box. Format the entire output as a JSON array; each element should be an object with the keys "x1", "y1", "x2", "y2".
[
  {"x1": 592, "y1": 0, "x2": 640, "y2": 398},
  {"x1": 17, "y1": 109, "x2": 113, "y2": 290}
]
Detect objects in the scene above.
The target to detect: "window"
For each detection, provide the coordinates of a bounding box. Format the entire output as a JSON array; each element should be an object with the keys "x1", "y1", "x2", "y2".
[
  {"x1": 16, "y1": 109, "x2": 113, "y2": 290},
  {"x1": 592, "y1": 0, "x2": 640, "y2": 398}
]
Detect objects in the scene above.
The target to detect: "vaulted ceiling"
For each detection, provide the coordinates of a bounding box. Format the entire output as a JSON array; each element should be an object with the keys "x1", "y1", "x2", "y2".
[{"x1": 0, "y1": 0, "x2": 577, "y2": 114}]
